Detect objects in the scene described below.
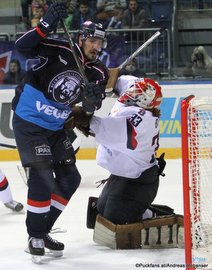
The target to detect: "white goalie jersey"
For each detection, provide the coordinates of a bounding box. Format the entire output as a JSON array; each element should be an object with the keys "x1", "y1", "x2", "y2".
[{"x1": 90, "y1": 101, "x2": 160, "y2": 179}]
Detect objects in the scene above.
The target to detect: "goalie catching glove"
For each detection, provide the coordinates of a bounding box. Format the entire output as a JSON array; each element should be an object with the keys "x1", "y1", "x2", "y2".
[
  {"x1": 65, "y1": 106, "x2": 93, "y2": 137},
  {"x1": 38, "y1": 2, "x2": 67, "y2": 35}
]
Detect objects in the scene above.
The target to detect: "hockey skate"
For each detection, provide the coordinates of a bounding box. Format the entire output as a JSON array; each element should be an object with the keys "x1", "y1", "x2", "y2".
[
  {"x1": 43, "y1": 233, "x2": 64, "y2": 257},
  {"x1": 4, "y1": 200, "x2": 24, "y2": 212},
  {"x1": 26, "y1": 237, "x2": 45, "y2": 264},
  {"x1": 26, "y1": 234, "x2": 64, "y2": 263}
]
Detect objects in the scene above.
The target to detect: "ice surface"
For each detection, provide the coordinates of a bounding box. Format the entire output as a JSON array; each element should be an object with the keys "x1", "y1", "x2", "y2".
[{"x1": 0, "y1": 159, "x2": 185, "y2": 270}]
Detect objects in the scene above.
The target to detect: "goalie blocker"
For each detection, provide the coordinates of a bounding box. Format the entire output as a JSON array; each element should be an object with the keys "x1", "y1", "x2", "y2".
[{"x1": 87, "y1": 197, "x2": 184, "y2": 249}]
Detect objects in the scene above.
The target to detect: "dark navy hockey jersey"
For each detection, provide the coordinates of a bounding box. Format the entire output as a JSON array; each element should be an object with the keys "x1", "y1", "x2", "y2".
[{"x1": 12, "y1": 28, "x2": 109, "y2": 131}]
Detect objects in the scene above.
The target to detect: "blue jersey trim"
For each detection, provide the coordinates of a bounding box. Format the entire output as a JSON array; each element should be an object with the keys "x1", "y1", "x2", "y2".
[{"x1": 15, "y1": 84, "x2": 72, "y2": 130}]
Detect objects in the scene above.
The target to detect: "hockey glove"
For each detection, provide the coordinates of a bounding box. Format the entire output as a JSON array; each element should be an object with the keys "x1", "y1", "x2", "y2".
[
  {"x1": 82, "y1": 82, "x2": 105, "y2": 113},
  {"x1": 157, "y1": 152, "x2": 166, "y2": 177},
  {"x1": 38, "y1": 3, "x2": 67, "y2": 35},
  {"x1": 65, "y1": 106, "x2": 94, "y2": 137}
]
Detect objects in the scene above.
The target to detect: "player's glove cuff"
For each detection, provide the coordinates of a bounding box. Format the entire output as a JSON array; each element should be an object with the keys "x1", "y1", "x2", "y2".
[{"x1": 37, "y1": 3, "x2": 67, "y2": 35}]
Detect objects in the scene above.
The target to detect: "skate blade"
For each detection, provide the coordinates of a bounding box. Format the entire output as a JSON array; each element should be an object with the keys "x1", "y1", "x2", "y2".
[
  {"x1": 45, "y1": 249, "x2": 63, "y2": 257},
  {"x1": 31, "y1": 255, "x2": 42, "y2": 264},
  {"x1": 25, "y1": 247, "x2": 30, "y2": 254},
  {"x1": 25, "y1": 246, "x2": 63, "y2": 259},
  {"x1": 25, "y1": 247, "x2": 44, "y2": 264}
]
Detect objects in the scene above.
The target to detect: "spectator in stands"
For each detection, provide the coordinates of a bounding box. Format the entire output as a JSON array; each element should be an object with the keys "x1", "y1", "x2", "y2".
[
  {"x1": 64, "y1": 1, "x2": 75, "y2": 31},
  {"x1": 66, "y1": 0, "x2": 78, "y2": 11},
  {"x1": 121, "y1": 0, "x2": 148, "y2": 43},
  {"x1": 122, "y1": 0, "x2": 148, "y2": 29},
  {"x1": 21, "y1": 0, "x2": 51, "y2": 29},
  {"x1": 71, "y1": 0, "x2": 94, "y2": 30},
  {"x1": 31, "y1": 0, "x2": 49, "y2": 15},
  {"x1": 31, "y1": 5, "x2": 45, "y2": 28},
  {"x1": 95, "y1": 1, "x2": 126, "y2": 28},
  {"x1": 100, "y1": 5, "x2": 125, "y2": 68},
  {"x1": 191, "y1": 45, "x2": 212, "y2": 77},
  {"x1": 97, "y1": 0, "x2": 127, "y2": 10},
  {"x1": 21, "y1": 0, "x2": 33, "y2": 28},
  {"x1": 94, "y1": 7, "x2": 113, "y2": 28},
  {"x1": 3, "y1": 59, "x2": 26, "y2": 85},
  {"x1": 106, "y1": 5, "x2": 124, "y2": 33},
  {"x1": 183, "y1": 46, "x2": 212, "y2": 78}
]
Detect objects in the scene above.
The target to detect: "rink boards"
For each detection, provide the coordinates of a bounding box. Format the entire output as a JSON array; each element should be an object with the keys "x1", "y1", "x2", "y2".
[{"x1": 0, "y1": 81, "x2": 212, "y2": 160}]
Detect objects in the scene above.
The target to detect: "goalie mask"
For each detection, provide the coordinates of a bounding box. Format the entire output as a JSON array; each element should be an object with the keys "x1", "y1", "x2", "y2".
[
  {"x1": 118, "y1": 78, "x2": 162, "y2": 109},
  {"x1": 79, "y1": 20, "x2": 107, "y2": 49}
]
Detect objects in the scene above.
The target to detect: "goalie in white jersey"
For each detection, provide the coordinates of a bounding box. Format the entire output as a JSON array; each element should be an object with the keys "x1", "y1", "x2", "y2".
[
  {"x1": 69, "y1": 75, "x2": 165, "y2": 225},
  {"x1": 93, "y1": 75, "x2": 163, "y2": 224},
  {"x1": 94, "y1": 75, "x2": 162, "y2": 180}
]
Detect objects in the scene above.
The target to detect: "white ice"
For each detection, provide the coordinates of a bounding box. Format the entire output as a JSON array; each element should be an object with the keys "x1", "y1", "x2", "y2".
[{"x1": 0, "y1": 159, "x2": 185, "y2": 270}]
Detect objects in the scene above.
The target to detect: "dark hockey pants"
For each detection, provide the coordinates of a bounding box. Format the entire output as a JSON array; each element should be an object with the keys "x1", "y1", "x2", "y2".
[
  {"x1": 26, "y1": 162, "x2": 81, "y2": 238},
  {"x1": 97, "y1": 165, "x2": 159, "y2": 225}
]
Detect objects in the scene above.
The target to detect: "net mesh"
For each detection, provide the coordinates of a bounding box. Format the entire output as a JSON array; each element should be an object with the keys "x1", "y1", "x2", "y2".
[{"x1": 188, "y1": 97, "x2": 212, "y2": 253}]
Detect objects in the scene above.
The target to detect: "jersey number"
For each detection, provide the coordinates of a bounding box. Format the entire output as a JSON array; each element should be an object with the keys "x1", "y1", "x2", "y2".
[{"x1": 150, "y1": 133, "x2": 159, "y2": 163}]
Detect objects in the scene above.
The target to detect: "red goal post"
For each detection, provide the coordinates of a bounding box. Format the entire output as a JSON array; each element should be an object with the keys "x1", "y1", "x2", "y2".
[{"x1": 181, "y1": 95, "x2": 212, "y2": 270}]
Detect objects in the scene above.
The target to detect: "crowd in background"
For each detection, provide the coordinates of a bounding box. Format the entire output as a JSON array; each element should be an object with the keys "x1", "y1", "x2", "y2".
[
  {"x1": 19, "y1": 0, "x2": 150, "y2": 32},
  {"x1": 0, "y1": 0, "x2": 212, "y2": 85},
  {"x1": 1, "y1": 0, "x2": 151, "y2": 85}
]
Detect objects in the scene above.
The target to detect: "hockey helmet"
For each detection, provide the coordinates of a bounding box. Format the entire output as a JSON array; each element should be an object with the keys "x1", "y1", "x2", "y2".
[
  {"x1": 118, "y1": 78, "x2": 162, "y2": 109},
  {"x1": 79, "y1": 20, "x2": 107, "y2": 48}
]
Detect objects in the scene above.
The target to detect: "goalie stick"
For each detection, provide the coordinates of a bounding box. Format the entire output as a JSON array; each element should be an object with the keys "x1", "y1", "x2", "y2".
[{"x1": 106, "y1": 27, "x2": 166, "y2": 91}]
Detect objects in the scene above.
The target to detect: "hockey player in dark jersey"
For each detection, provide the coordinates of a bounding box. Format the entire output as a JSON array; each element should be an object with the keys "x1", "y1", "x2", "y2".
[
  {"x1": 0, "y1": 168, "x2": 24, "y2": 212},
  {"x1": 11, "y1": 2, "x2": 109, "y2": 261}
]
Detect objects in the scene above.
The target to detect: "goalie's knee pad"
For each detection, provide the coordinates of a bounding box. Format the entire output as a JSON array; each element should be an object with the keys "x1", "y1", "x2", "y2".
[{"x1": 87, "y1": 197, "x2": 98, "y2": 229}]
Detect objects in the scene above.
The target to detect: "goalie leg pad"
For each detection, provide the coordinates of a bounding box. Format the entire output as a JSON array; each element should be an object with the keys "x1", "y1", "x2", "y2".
[{"x1": 93, "y1": 214, "x2": 184, "y2": 249}]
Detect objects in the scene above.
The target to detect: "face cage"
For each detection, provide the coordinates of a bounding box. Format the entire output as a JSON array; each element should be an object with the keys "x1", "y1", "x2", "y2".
[{"x1": 119, "y1": 85, "x2": 158, "y2": 109}]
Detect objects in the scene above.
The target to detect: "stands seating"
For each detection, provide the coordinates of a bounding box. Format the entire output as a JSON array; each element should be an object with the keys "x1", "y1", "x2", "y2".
[
  {"x1": 178, "y1": 0, "x2": 201, "y2": 9},
  {"x1": 203, "y1": 0, "x2": 212, "y2": 8},
  {"x1": 151, "y1": 0, "x2": 173, "y2": 22},
  {"x1": 138, "y1": 0, "x2": 151, "y2": 12},
  {"x1": 178, "y1": 0, "x2": 212, "y2": 9}
]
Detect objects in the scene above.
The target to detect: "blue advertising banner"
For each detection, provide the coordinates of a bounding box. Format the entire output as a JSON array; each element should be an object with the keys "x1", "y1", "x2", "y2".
[{"x1": 160, "y1": 97, "x2": 183, "y2": 138}]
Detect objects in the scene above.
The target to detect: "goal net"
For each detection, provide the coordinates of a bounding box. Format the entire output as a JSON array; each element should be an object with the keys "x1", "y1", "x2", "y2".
[{"x1": 181, "y1": 95, "x2": 212, "y2": 270}]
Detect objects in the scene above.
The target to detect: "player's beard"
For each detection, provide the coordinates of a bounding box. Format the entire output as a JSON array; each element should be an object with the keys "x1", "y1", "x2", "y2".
[{"x1": 86, "y1": 49, "x2": 99, "y2": 61}]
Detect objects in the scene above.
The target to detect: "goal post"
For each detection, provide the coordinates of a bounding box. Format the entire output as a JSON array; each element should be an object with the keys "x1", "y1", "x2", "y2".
[{"x1": 181, "y1": 95, "x2": 212, "y2": 270}]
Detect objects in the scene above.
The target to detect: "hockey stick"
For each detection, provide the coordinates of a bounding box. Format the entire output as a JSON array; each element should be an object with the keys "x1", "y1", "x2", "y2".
[
  {"x1": 0, "y1": 143, "x2": 17, "y2": 149},
  {"x1": 59, "y1": 20, "x2": 88, "y2": 84},
  {"x1": 106, "y1": 27, "x2": 166, "y2": 91},
  {"x1": 53, "y1": 0, "x2": 88, "y2": 83}
]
